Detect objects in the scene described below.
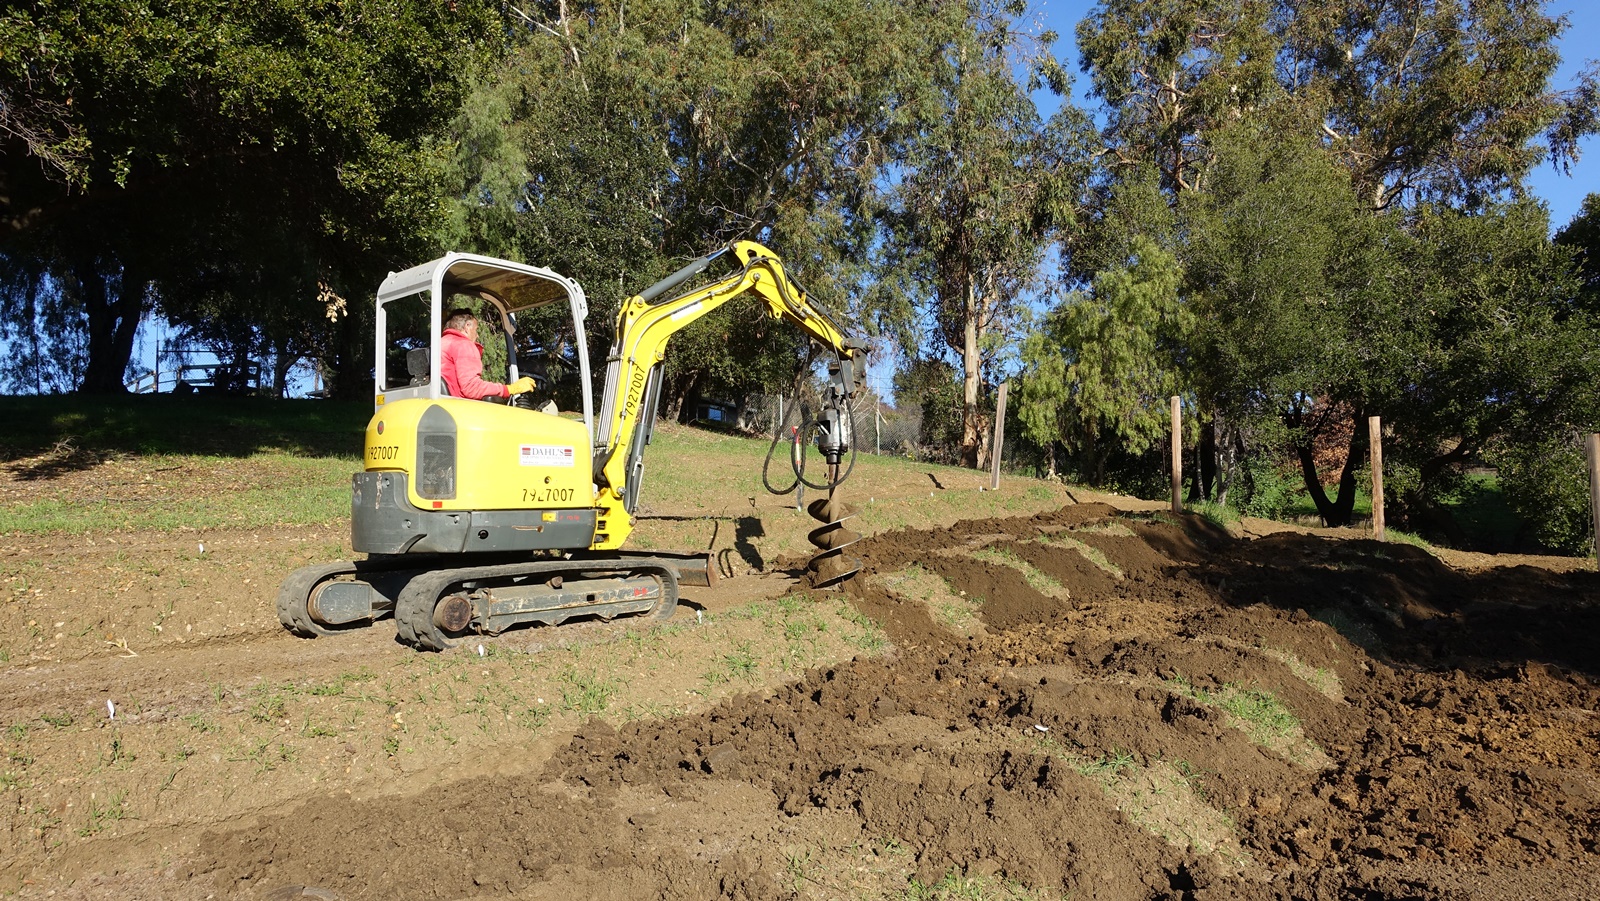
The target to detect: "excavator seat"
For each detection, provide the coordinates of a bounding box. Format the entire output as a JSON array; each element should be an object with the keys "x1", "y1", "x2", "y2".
[{"x1": 406, "y1": 348, "x2": 447, "y2": 393}]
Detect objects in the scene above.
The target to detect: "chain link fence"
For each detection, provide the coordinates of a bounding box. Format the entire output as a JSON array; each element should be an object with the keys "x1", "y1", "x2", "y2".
[{"x1": 729, "y1": 392, "x2": 979, "y2": 465}]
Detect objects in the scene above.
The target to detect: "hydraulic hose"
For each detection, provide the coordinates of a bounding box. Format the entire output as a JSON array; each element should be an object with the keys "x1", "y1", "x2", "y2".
[
  {"x1": 761, "y1": 424, "x2": 803, "y2": 495},
  {"x1": 760, "y1": 406, "x2": 856, "y2": 494}
]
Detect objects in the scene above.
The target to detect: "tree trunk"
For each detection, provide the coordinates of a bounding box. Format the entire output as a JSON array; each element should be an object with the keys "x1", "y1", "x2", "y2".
[
  {"x1": 271, "y1": 344, "x2": 298, "y2": 399},
  {"x1": 1294, "y1": 411, "x2": 1366, "y2": 527},
  {"x1": 1392, "y1": 441, "x2": 1475, "y2": 543},
  {"x1": 1215, "y1": 421, "x2": 1241, "y2": 507},
  {"x1": 78, "y1": 256, "x2": 145, "y2": 394},
  {"x1": 1198, "y1": 417, "x2": 1217, "y2": 500},
  {"x1": 1085, "y1": 431, "x2": 1105, "y2": 487},
  {"x1": 328, "y1": 312, "x2": 370, "y2": 400},
  {"x1": 959, "y1": 274, "x2": 982, "y2": 469},
  {"x1": 667, "y1": 369, "x2": 700, "y2": 424}
]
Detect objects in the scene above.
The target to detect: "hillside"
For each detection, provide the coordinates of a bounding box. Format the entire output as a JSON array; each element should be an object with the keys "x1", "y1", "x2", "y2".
[{"x1": 0, "y1": 397, "x2": 1595, "y2": 900}]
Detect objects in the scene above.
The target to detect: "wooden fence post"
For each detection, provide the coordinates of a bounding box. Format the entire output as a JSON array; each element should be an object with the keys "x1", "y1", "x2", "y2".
[
  {"x1": 990, "y1": 382, "x2": 1009, "y2": 491},
  {"x1": 1170, "y1": 396, "x2": 1182, "y2": 515},
  {"x1": 1369, "y1": 416, "x2": 1385, "y2": 542},
  {"x1": 1588, "y1": 433, "x2": 1600, "y2": 568}
]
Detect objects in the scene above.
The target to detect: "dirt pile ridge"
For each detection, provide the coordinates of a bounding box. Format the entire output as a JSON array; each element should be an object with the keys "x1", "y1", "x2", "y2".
[{"x1": 172, "y1": 505, "x2": 1600, "y2": 901}]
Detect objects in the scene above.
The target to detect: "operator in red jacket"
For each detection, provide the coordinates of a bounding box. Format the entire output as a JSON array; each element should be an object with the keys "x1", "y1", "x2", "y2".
[{"x1": 440, "y1": 309, "x2": 537, "y2": 400}]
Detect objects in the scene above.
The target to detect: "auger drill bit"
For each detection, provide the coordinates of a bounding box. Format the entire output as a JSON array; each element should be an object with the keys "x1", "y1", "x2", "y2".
[
  {"x1": 803, "y1": 358, "x2": 864, "y2": 589},
  {"x1": 806, "y1": 492, "x2": 861, "y2": 588}
]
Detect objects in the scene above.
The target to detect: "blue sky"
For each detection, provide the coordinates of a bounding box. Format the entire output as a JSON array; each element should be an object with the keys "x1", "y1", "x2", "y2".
[{"x1": 1030, "y1": 0, "x2": 1600, "y2": 231}]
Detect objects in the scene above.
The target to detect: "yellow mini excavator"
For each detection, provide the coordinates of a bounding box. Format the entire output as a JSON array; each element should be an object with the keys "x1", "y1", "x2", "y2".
[{"x1": 277, "y1": 241, "x2": 865, "y2": 650}]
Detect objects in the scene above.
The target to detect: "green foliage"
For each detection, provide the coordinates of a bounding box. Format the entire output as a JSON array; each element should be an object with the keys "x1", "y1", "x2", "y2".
[
  {"x1": 449, "y1": 0, "x2": 980, "y2": 416},
  {"x1": 1019, "y1": 235, "x2": 1188, "y2": 486},
  {"x1": 1190, "y1": 500, "x2": 1237, "y2": 530},
  {"x1": 1236, "y1": 457, "x2": 1297, "y2": 521},
  {"x1": 556, "y1": 668, "x2": 619, "y2": 716},
  {"x1": 1174, "y1": 119, "x2": 1600, "y2": 537},
  {"x1": 1, "y1": 0, "x2": 510, "y2": 392},
  {"x1": 1074, "y1": 0, "x2": 1600, "y2": 540},
  {"x1": 894, "y1": 359, "x2": 964, "y2": 459},
  {"x1": 1557, "y1": 193, "x2": 1600, "y2": 313},
  {"x1": 1493, "y1": 437, "x2": 1595, "y2": 555},
  {"x1": 1183, "y1": 119, "x2": 1410, "y2": 425},
  {"x1": 1376, "y1": 201, "x2": 1600, "y2": 539}
]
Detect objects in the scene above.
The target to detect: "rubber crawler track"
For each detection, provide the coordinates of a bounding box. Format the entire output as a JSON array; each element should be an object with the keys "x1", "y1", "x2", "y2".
[
  {"x1": 276, "y1": 561, "x2": 361, "y2": 637},
  {"x1": 395, "y1": 559, "x2": 681, "y2": 652}
]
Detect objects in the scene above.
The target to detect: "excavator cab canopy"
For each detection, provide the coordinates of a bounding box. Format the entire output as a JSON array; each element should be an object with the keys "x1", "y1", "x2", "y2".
[{"x1": 372, "y1": 253, "x2": 595, "y2": 437}]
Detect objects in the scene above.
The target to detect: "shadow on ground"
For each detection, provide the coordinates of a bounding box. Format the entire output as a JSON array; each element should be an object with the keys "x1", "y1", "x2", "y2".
[{"x1": 1156, "y1": 517, "x2": 1600, "y2": 681}]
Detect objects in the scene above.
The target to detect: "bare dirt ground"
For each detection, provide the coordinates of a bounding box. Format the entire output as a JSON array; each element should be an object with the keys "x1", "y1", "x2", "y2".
[{"x1": 2, "y1": 447, "x2": 1597, "y2": 900}]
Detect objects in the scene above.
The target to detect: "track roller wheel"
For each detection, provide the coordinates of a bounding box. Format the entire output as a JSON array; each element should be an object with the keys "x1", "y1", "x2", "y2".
[
  {"x1": 277, "y1": 562, "x2": 358, "y2": 638},
  {"x1": 647, "y1": 569, "x2": 679, "y2": 621},
  {"x1": 395, "y1": 570, "x2": 464, "y2": 652}
]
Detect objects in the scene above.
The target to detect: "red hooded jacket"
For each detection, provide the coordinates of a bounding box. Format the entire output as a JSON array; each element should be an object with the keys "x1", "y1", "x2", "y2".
[{"x1": 439, "y1": 328, "x2": 509, "y2": 399}]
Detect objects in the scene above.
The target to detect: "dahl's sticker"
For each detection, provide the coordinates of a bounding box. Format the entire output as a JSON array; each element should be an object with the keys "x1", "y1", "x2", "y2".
[{"x1": 519, "y1": 444, "x2": 575, "y2": 467}]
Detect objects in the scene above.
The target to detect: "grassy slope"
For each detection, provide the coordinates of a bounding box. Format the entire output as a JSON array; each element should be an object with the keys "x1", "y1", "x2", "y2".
[
  {"x1": 0, "y1": 394, "x2": 372, "y2": 459},
  {"x1": 0, "y1": 396, "x2": 370, "y2": 534},
  {"x1": 0, "y1": 397, "x2": 1075, "y2": 555},
  {"x1": 0, "y1": 395, "x2": 1553, "y2": 557}
]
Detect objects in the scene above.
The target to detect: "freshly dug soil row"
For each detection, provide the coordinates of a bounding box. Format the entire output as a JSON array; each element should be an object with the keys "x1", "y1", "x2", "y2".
[
  {"x1": 1001, "y1": 538, "x2": 1122, "y2": 603},
  {"x1": 194, "y1": 505, "x2": 1600, "y2": 900}
]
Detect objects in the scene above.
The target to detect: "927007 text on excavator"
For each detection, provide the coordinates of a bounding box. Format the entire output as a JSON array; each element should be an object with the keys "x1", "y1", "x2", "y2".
[{"x1": 277, "y1": 241, "x2": 866, "y2": 651}]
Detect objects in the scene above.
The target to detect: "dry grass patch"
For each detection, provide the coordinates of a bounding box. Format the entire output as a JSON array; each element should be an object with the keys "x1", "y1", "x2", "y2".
[
  {"x1": 1166, "y1": 676, "x2": 1331, "y2": 770},
  {"x1": 876, "y1": 565, "x2": 985, "y2": 636},
  {"x1": 1069, "y1": 522, "x2": 1135, "y2": 537},
  {"x1": 1200, "y1": 636, "x2": 1345, "y2": 703},
  {"x1": 1034, "y1": 533, "x2": 1123, "y2": 579},
  {"x1": 969, "y1": 547, "x2": 1070, "y2": 599},
  {"x1": 1026, "y1": 736, "x2": 1246, "y2": 870},
  {"x1": 1260, "y1": 648, "x2": 1344, "y2": 702}
]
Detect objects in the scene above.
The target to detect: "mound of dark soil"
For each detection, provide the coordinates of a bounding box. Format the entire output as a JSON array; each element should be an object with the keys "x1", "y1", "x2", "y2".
[{"x1": 197, "y1": 505, "x2": 1600, "y2": 900}]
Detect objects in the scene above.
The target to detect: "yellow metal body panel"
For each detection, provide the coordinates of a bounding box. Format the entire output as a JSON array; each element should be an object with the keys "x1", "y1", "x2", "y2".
[{"x1": 365, "y1": 398, "x2": 593, "y2": 521}]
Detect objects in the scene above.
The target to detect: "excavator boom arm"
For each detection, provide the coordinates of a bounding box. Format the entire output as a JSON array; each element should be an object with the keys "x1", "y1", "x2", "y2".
[{"x1": 590, "y1": 241, "x2": 862, "y2": 545}]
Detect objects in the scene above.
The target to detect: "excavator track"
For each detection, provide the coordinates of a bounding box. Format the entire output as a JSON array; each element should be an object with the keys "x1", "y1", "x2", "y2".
[
  {"x1": 276, "y1": 555, "x2": 458, "y2": 638},
  {"x1": 280, "y1": 553, "x2": 698, "y2": 649},
  {"x1": 394, "y1": 558, "x2": 680, "y2": 651},
  {"x1": 276, "y1": 561, "x2": 365, "y2": 637}
]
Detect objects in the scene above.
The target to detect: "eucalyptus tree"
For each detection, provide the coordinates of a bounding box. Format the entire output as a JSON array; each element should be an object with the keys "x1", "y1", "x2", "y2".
[
  {"x1": 1075, "y1": 0, "x2": 1278, "y2": 197},
  {"x1": 1279, "y1": 0, "x2": 1596, "y2": 209},
  {"x1": 877, "y1": 1, "x2": 1093, "y2": 468},
  {"x1": 1077, "y1": 0, "x2": 1597, "y2": 207},
  {"x1": 450, "y1": 0, "x2": 972, "y2": 417}
]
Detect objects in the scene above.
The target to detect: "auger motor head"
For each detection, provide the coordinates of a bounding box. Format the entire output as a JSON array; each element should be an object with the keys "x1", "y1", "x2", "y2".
[{"x1": 814, "y1": 354, "x2": 861, "y2": 466}]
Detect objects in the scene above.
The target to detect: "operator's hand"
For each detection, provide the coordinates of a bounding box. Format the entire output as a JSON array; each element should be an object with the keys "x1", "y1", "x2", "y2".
[{"x1": 507, "y1": 376, "x2": 538, "y2": 396}]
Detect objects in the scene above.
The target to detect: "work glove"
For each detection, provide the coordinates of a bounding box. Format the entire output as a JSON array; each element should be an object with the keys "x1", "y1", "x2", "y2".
[{"x1": 507, "y1": 376, "x2": 538, "y2": 396}]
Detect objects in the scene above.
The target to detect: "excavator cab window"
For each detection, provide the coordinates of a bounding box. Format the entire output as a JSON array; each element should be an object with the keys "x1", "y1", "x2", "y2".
[
  {"x1": 510, "y1": 302, "x2": 583, "y2": 410},
  {"x1": 382, "y1": 292, "x2": 431, "y2": 390}
]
